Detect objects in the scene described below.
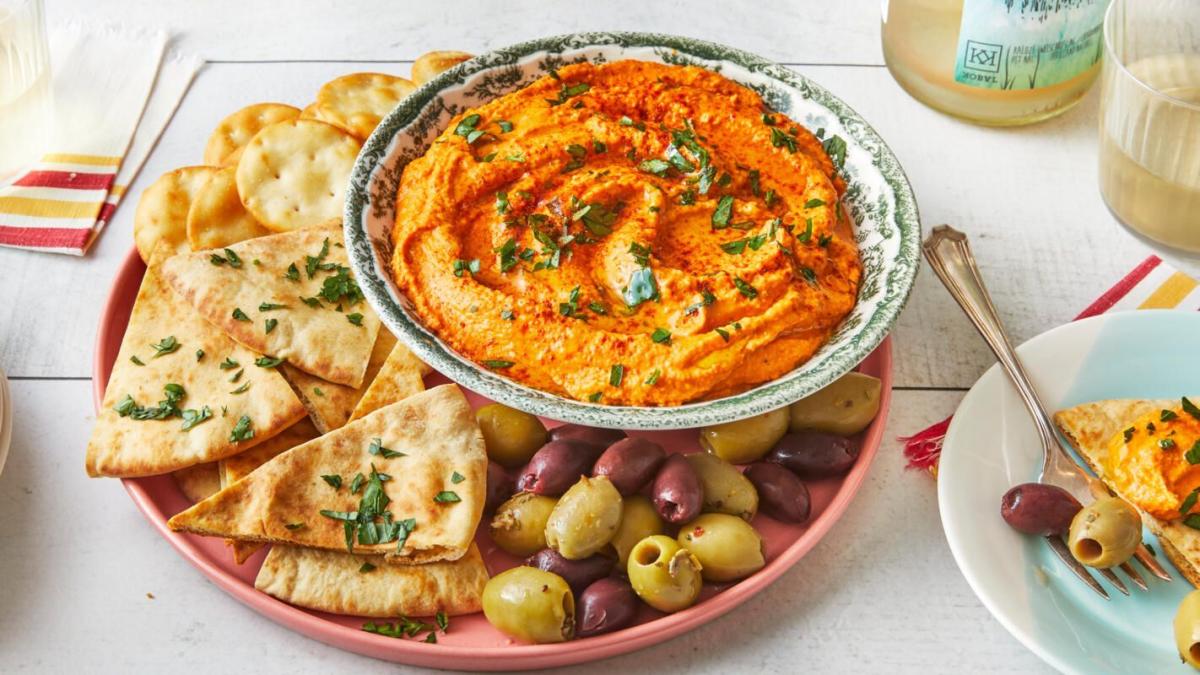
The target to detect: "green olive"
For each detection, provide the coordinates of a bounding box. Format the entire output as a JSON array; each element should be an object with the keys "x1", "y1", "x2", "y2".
[
  {"x1": 699, "y1": 408, "x2": 790, "y2": 464},
  {"x1": 490, "y1": 492, "x2": 558, "y2": 557},
  {"x1": 482, "y1": 566, "x2": 574, "y2": 643},
  {"x1": 1176, "y1": 590, "x2": 1200, "y2": 668},
  {"x1": 627, "y1": 534, "x2": 703, "y2": 613},
  {"x1": 476, "y1": 403, "x2": 549, "y2": 469},
  {"x1": 677, "y1": 513, "x2": 765, "y2": 582},
  {"x1": 788, "y1": 372, "x2": 882, "y2": 436},
  {"x1": 610, "y1": 495, "x2": 665, "y2": 567},
  {"x1": 544, "y1": 476, "x2": 623, "y2": 559},
  {"x1": 685, "y1": 453, "x2": 758, "y2": 520},
  {"x1": 1067, "y1": 496, "x2": 1141, "y2": 569}
]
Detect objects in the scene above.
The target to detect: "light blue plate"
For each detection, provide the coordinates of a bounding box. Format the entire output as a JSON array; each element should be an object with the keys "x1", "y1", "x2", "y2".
[{"x1": 940, "y1": 310, "x2": 1200, "y2": 674}]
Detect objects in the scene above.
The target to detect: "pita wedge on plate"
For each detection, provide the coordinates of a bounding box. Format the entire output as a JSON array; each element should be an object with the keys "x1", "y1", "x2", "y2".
[
  {"x1": 168, "y1": 384, "x2": 486, "y2": 563},
  {"x1": 174, "y1": 462, "x2": 222, "y2": 503},
  {"x1": 159, "y1": 224, "x2": 380, "y2": 388},
  {"x1": 281, "y1": 329, "x2": 400, "y2": 433},
  {"x1": 217, "y1": 418, "x2": 321, "y2": 564},
  {"x1": 86, "y1": 256, "x2": 308, "y2": 478},
  {"x1": 349, "y1": 339, "x2": 431, "y2": 422},
  {"x1": 256, "y1": 542, "x2": 488, "y2": 617},
  {"x1": 1055, "y1": 399, "x2": 1200, "y2": 587}
]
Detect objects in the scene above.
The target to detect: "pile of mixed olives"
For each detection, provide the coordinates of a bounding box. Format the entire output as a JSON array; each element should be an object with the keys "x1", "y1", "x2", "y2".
[{"x1": 476, "y1": 371, "x2": 882, "y2": 643}]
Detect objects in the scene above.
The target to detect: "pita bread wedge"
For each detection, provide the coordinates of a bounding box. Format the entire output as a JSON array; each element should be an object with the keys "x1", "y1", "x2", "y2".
[
  {"x1": 217, "y1": 418, "x2": 321, "y2": 564},
  {"x1": 1055, "y1": 399, "x2": 1200, "y2": 588},
  {"x1": 349, "y1": 340, "x2": 431, "y2": 422},
  {"x1": 256, "y1": 543, "x2": 488, "y2": 617},
  {"x1": 174, "y1": 463, "x2": 222, "y2": 502},
  {"x1": 86, "y1": 254, "x2": 308, "y2": 478},
  {"x1": 168, "y1": 384, "x2": 486, "y2": 563},
  {"x1": 280, "y1": 329, "x2": 399, "y2": 433},
  {"x1": 159, "y1": 225, "x2": 380, "y2": 388}
]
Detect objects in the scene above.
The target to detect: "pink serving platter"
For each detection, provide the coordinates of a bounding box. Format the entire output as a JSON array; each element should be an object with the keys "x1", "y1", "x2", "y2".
[{"x1": 93, "y1": 246, "x2": 892, "y2": 670}]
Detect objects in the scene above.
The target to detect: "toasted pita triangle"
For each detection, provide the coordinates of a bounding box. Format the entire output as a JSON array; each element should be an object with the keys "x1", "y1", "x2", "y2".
[
  {"x1": 255, "y1": 542, "x2": 488, "y2": 617},
  {"x1": 86, "y1": 257, "x2": 307, "y2": 478},
  {"x1": 349, "y1": 340, "x2": 431, "y2": 422},
  {"x1": 174, "y1": 463, "x2": 222, "y2": 503},
  {"x1": 168, "y1": 384, "x2": 485, "y2": 563},
  {"x1": 159, "y1": 225, "x2": 380, "y2": 387},
  {"x1": 280, "y1": 328, "x2": 398, "y2": 433},
  {"x1": 1055, "y1": 399, "x2": 1200, "y2": 588}
]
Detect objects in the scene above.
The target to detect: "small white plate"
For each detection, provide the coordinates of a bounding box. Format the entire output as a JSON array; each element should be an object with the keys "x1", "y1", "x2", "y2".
[{"x1": 939, "y1": 310, "x2": 1200, "y2": 674}]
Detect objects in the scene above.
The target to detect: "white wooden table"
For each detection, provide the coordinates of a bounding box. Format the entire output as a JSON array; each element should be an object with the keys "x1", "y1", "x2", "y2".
[{"x1": 0, "y1": 1, "x2": 1147, "y2": 672}]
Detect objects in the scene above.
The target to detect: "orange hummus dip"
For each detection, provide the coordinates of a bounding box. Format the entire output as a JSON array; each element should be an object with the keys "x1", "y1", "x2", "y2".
[
  {"x1": 390, "y1": 60, "x2": 861, "y2": 406},
  {"x1": 1106, "y1": 401, "x2": 1200, "y2": 521}
]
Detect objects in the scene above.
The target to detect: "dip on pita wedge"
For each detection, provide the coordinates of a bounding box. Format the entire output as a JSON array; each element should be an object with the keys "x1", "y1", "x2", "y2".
[
  {"x1": 255, "y1": 542, "x2": 488, "y2": 617},
  {"x1": 349, "y1": 339, "x2": 431, "y2": 422},
  {"x1": 168, "y1": 384, "x2": 486, "y2": 564},
  {"x1": 280, "y1": 328, "x2": 401, "y2": 433},
  {"x1": 159, "y1": 224, "x2": 380, "y2": 388},
  {"x1": 1055, "y1": 398, "x2": 1200, "y2": 588},
  {"x1": 86, "y1": 253, "x2": 307, "y2": 478}
]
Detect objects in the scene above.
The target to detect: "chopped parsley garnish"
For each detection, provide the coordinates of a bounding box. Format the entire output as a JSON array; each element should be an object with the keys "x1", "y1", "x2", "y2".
[
  {"x1": 231, "y1": 308, "x2": 251, "y2": 322},
  {"x1": 230, "y1": 382, "x2": 251, "y2": 394},
  {"x1": 359, "y1": 562, "x2": 376, "y2": 573},
  {"x1": 645, "y1": 368, "x2": 661, "y2": 385},
  {"x1": 180, "y1": 406, "x2": 212, "y2": 431},
  {"x1": 822, "y1": 135, "x2": 848, "y2": 171},
  {"x1": 452, "y1": 258, "x2": 481, "y2": 278},
  {"x1": 622, "y1": 267, "x2": 658, "y2": 308},
  {"x1": 720, "y1": 239, "x2": 747, "y2": 255},
  {"x1": 347, "y1": 312, "x2": 363, "y2": 326},
  {"x1": 685, "y1": 289, "x2": 717, "y2": 316},
  {"x1": 305, "y1": 238, "x2": 333, "y2": 278},
  {"x1": 433, "y1": 491, "x2": 461, "y2": 503},
  {"x1": 436, "y1": 611, "x2": 449, "y2": 633},
  {"x1": 299, "y1": 295, "x2": 322, "y2": 308},
  {"x1": 1123, "y1": 427, "x2": 1135, "y2": 443},
  {"x1": 219, "y1": 357, "x2": 239, "y2": 370},
  {"x1": 500, "y1": 309, "x2": 515, "y2": 320},
  {"x1": 454, "y1": 113, "x2": 486, "y2": 144},
  {"x1": 762, "y1": 113, "x2": 776, "y2": 126},
  {"x1": 711, "y1": 195, "x2": 733, "y2": 229},
  {"x1": 804, "y1": 198, "x2": 826, "y2": 209},
  {"x1": 679, "y1": 190, "x2": 696, "y2": 206},
  {"x1": 561, "y1": 143, "x2": 588, "y2": 172},
  {"x1": 1163, "y1": 409, "x2": 1179, "y2": 421},
  {"x1": 285, "y1": 263, "x2": 300, "y2": 281},
  {"x1": 210, "y1": 248, "x2": 242, "y2": 268},
  {"x1": 638, "y1": 159, "x2": 671, "y2": 177},
  {"x1": 497, "y1": 119, "x2": 513, "y2": 133},
  {"x1": 609, "y1": 364, "x2": 625, "y2": 387},
  {"x1": 714, "y1": 326, "x2": 731, "y2": 341},
  {"x1": 322, "y1": 474, "x2": 343, "y2": 490},
  {"x1": 321, "y1": 465, "x2": 416, "y2": 553},
  {"x1": 546, "y1": 81, "x2": 590, "y2": 106},
  {"x1": 571, "y1": 199, "x2": 619, "y2": 236},
  {"x1": 1161, "y1": 438, "x2": 1177, "y2": 450},
  {"x1": 770, "y1": 127, "x2": 798, "y2": 153},
  {"x1": 495, "y1": 191, "x2": 509, "y2": 215},
  {"x1": 1182, "y1": 487, "x2": 1200, "y2": 514},
  {"x1": 619, "y1": 115, "x2": 634, "y2": 126},
  {"x1": 587, "y1": 392, "x2": 603, "y2": 402},
  {"x1": 313, "y1": 387, "x2": 325, "y2": 397},
  {"x1": 317, "y1": 265, "x2": 364, "y2": 305},
  {"x1": 229, "y1": 369, "x2": 243, "y2": 383},
  {"x1": 195, "y1": 349, "x2": 205, "y2": 361},
  {"x1": 368, "y1": 437, "x2": 405, "y2": 459},
  {"x1": 264, "y1": 318, "x2": 278, "y2": 334},
  {"x1": 592, "y1": 139, "x2": 607, "y2": 153},
  {"x1": 1187, "y1": 441, "x2": 1200, "y2": 465},
  {"x1": 817, "y1": 233, "x2": 832, "y2": 247},
  {"x1": 734, "y1": 276, "x2": 758, "y2": 299},
  {"x1": 1185, "y1": 514, "x2": 1200, "y2": 531},
  {"x1": 259, "y1": 302, "x2": 287, "y2": 312},
  {"x1": 151, "y1": 336, "x2": 180, "y2": 357},
  {"x1": 1184, "y1": 397, "x2": 1200, "y2": 421},
  {"x1": 284, "y1": 522, "x2": 305, "y2": 530},
  {"x1": 450, "y1": 471, "x2": 465, "y2": 484},
  {"x1": 482, "y1": 359, "x2": 515, "y2": 369},
  {"x1": 559, "y1": 286, "x2": 586, "y2": 320},
  {"x1": 114, "y1": 383, "x2": 186, "y2": 421},
  {"x1": 651, "y1": 328, "x2": 671, "y2": 345},
  {"x1": 130, "y1": 355, "x2": 145, "y2": 366},
  {"x1": 255, "y1": 356, "x2": 283, "y2": 368},
  {"x1": 229, "y1": 415, "x2": 255, "y2": 443},
  {"x1": 363, "y1": 616, "x2": 431, "y2": 639},
  {"x1": 350, "y1": 472, "x2": 365, "y2": 494}
]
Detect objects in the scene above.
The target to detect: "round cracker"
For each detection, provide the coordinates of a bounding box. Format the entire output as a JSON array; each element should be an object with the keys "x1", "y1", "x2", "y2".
[
  {"x1": 133, "y1": 166, "x2": 219, "y2": 263},
  {"x1": 203, "y1": 103, "x2": 301, "y2": 167},
  {"x1": 297, "y1": 102, "x2": 322, "y2": 120},
  {"x1": 313, "y1": 72, "x2": 416, "y2": 140},
  {"x1": 411, "y1": 50, "x2": 473, "y2": 86},
  {"x1": 186, "y1": 166, "x2": 271, "y2": 250},
  {"x1": 235, "y1": 119, "x2": 362, "y2": 232}
]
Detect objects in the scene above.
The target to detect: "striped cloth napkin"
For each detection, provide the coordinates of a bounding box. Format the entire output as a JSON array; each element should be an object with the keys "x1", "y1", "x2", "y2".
[
  {"x1": 903, "y1": 255, "x2": 1192, "y2": 474},
  {"x1": 0, "y1": 23, "x2": 201, "y2": 255}
]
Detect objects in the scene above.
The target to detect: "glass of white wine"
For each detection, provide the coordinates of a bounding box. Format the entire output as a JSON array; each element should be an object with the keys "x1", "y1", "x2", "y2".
[
  {"x1": 1099, "y1": 0, "x2": 1200, "y2": 271},
  {"x1": 0, "y1": 0, "x2": 52, "y2": 182}
]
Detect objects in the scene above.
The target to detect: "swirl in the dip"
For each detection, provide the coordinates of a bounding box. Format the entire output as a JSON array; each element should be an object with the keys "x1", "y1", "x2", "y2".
[{"x1": 391, "y1": 60, "x2": 861, "y2": 406}]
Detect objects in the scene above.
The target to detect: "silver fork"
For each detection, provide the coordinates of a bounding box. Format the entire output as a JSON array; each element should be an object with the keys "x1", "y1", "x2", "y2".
[{"x1": 923, "y1": 225, "x2": 1172, "y2": 599}]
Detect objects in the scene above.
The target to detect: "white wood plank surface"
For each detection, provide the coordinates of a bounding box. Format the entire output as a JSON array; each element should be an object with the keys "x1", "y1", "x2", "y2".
[
  {"x1": 0, "y1": 384, "x2": 1050, "y2": 674},
  {"x1": 0, "y1": 1, "x2": 1150, "y2": 671}
]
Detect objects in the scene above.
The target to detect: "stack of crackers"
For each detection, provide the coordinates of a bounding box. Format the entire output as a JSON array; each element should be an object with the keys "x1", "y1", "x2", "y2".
[{"x1": 86, "y1": 52, "x2": 495, "y2": 624}]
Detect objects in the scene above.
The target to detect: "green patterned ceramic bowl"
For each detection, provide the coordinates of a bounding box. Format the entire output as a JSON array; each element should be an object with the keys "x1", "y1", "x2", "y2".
[{"x1": 344, "y1": 32, "x2": 920, "y2": 429}]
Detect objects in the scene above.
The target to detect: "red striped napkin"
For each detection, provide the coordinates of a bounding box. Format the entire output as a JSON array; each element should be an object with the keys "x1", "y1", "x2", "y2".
[
  {"x1": 902, "y1": 255, "x2": 1190, "y2": 474},
  {"x1": 0, "y1": 24, "x2": 201, "y2": 255}
]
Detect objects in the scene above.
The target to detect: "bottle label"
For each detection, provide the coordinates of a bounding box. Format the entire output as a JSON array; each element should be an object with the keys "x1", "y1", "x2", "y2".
[{"x1": 954, "y1": 0, "x2": 1109, "y2": 90}]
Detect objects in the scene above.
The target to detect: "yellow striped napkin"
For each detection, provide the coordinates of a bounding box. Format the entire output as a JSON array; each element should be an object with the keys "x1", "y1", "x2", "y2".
[
  {"x1": 903, "y1": 255, "x2": 1196, "y2": 473},
  {"x1": 0, "y1": 23, "x2": 201, "y2": 255}
]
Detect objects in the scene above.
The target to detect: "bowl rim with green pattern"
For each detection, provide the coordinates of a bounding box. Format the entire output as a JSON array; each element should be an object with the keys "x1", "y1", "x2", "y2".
[{"x1": 344, "y1": 31, "x2": 920, "y2": 429}]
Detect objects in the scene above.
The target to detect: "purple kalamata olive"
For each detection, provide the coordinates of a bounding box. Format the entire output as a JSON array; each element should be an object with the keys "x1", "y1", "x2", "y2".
[
  {"x1": 744, "y1": 462, "x2": 811, "y2": 523},
  {"x1": 766, "y1": 432, "x2": 859, "y2": 478},
  {"x1": 576, "y1": 577, "x2": 638, "y2": 638},
  {"x1": 525, "y1": 548, "x2": 615, "y2": 594},
  {"x1": 1001, "y1": 483, "x2": 1082, "y2": 536},
  {"x1": 485, "y1": 461, "x2": 514, "y2": 514},
  {"x1": 548, "y1": 424, "x2": 627, "y2": 450},
  {"x1": 651, "y1": 454, "x2": 703, "y2": 524},
  {"x1": 516, "y1": 440, "x2": 608, "y2": 496},
  {"x1": 593, "y1": 437, "x2": 667, "y2": 496}
]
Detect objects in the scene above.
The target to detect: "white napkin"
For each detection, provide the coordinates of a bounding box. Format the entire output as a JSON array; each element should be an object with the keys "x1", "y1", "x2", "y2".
[{"x1": 0, "y1": 22, "x2": 202, "y2": 254}]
